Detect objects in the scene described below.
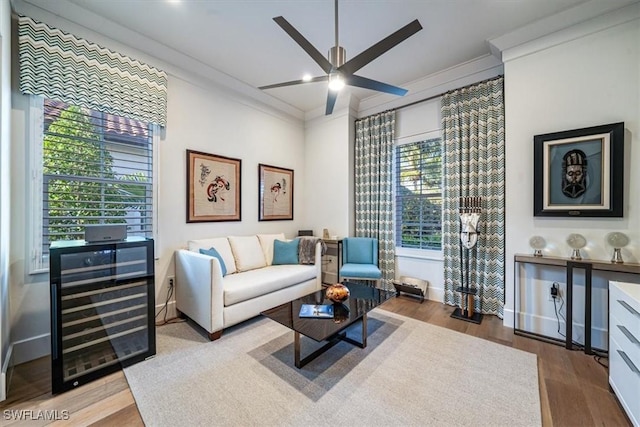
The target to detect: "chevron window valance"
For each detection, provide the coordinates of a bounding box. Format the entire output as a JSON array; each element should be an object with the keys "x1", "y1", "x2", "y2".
[{"x1": 18, "y1": 15, "x2": 167, "y2": 126}]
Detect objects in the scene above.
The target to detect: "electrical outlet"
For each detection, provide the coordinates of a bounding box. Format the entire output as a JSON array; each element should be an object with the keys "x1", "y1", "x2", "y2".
[
  {"x1": 548, "y1": 283, "x2": 561, "y2": 301},
  {"x1": 168, "y1": 276, "x2": 175, "y2": 288}
]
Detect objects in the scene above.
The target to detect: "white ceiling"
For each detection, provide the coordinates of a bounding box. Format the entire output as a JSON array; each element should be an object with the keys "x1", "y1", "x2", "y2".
[{"x1": 14, "y1": 0, "x2": 633, "y2": 116}]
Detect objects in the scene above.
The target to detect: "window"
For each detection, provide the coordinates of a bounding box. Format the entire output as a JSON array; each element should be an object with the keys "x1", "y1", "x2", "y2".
[
  {"x1": 395, "y1": 137, "x2": 442, "y2": 250},
  {"x1": 30, "y1": 98, "x2": 155, "y2": 272}
]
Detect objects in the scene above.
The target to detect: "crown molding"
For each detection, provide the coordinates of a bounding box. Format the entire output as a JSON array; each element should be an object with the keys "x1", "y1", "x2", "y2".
[
  {"x1": 489, "y1": 0, "x2": 640, "y2": 63},
  {"x1": 356, "y1": 54, "x2": 503, "y2": 118}
]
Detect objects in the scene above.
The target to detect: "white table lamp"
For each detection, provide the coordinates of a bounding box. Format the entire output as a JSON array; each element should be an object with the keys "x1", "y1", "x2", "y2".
[
  {"x1": 566, "y1": 233, "x2": 587, "y2": 260},
  {"x1": 606, "y1": 232, "x2": 629, "y2": 264},
  {"x1": 529, "y1": 236, "x2": 546, "y2": 257}
]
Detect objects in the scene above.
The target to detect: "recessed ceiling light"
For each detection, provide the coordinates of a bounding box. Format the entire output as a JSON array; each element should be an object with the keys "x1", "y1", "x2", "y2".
[
  {"x1": 167, "y1": 0, "x2": 181, "y2": 5},
  {"x1": 302, "y1": 74, "x2": 312, "y2": 82}
]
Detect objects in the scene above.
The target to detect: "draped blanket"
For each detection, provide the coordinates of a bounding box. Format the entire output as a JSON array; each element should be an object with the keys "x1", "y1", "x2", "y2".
[{"x1": 298, "y1": 237, "x2": 326, "y2": 265}]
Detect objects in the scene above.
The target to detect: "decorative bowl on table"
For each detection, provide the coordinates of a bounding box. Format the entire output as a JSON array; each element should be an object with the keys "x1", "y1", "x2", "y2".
[{"x1": 325, "y1": 283, "x2": 350, "y2": 303}]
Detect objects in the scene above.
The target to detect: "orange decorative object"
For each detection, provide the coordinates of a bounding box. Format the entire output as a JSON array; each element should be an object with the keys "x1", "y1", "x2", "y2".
[{"x1": 325, "y1": 283, "x2": 350, "y2": 303}]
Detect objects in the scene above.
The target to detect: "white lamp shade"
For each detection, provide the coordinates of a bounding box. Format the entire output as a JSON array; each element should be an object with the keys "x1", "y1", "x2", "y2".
[
  {"x1": 529, "y1": 236, "x2": 546, "y2": 250},
  {"x1": 566, "y1": 233, "x2": 587, "y2": 250},
  {"x1": 606, "y1": 232, "x2": 629, "y2": 249}
]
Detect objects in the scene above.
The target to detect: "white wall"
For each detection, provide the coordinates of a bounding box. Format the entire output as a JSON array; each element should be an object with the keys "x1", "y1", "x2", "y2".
[
  {"x1": 304, "y1": 107, "x2": 354, "y2": 238},
  {"x1": 504, "y1": 12, "x2": 640, "y2": 347},
  {"x1": 0, "y1": 0, "x2": 12, "y2": 402}
]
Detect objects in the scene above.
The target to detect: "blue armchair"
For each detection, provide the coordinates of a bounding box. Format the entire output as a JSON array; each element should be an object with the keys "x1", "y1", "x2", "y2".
[{"x1": 339, "y1": 237, "x2": 382, "y2": 285}]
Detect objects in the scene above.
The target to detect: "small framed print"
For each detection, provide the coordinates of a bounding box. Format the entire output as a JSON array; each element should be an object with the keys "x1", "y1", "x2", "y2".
[
  {"x1": 258, "y1": 164, "x2": 293, "y2": 221},
  {"x1": 533, "y1": 122, "x2": 624, "y2": 217},
  {"x1": 186, "y1": 150, "x2": 241, "y2": 222}
]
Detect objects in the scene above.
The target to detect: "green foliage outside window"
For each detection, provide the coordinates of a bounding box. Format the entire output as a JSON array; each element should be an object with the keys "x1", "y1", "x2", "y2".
[
  {"x1": 43, "y1": 104, "x2": 150, "y2": 242},
  {"x1": 395, "y1": 138, "x2": 442, "y2": 250}
]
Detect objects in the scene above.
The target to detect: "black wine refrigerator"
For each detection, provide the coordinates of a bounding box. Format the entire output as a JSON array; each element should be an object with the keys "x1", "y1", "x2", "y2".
[{"x1": 49, "y1": 237, "x2": 156, "y2": 394}]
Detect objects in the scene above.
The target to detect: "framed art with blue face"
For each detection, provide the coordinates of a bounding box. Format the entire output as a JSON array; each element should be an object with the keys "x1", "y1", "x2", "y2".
[{"x1": 533, "y1": 122, "x2": 624, "y2": 217}]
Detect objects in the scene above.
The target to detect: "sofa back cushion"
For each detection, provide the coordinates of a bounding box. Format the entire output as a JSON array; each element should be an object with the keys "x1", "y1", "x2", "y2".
[
  {"x1": 272, "y1": 239, "x2": 299, "y2": 265},
  {"x1": 228, "y1": 235, "x2": 267, "y2": 272},
  {"x1": 257, "y1": 233, "x2": 285, "y2": 265},
  {"x1": 188, "y1": 238, "x2": 237, "y2": 274}
]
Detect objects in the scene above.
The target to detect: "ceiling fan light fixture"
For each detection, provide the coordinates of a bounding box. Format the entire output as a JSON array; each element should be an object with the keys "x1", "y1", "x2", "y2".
[
  {"x1": 328, "y1": 72, "x2": 345, "y2": 91},
  {"x1": 261, "y1": 1, "x2": 422, "y2": 114}
]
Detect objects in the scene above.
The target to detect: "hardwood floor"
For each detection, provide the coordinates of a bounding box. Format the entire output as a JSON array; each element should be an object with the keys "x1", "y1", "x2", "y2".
[{"x1": 0, "y1": 298, "x2": 630, "y2": 426}]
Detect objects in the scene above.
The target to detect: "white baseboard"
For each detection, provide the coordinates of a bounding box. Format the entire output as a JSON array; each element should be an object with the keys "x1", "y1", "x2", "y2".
[
  {"x1": 416, "y1": 292, "x2": 528, "y2": 331},
  {"x1": 0, "y1": 344, "x2": 11, "y2": 402},
  {"x1": 502, "y1": 308, "x2": 515, "y2": 329},
  {"x1": 0, "y1": 371, "x2": 4, "y2": 402},
  {"x1": 516, "y1": 311, "x2": 608, "y2": 350},
  {"x1": 155, "y1": 300, "x2": 177, "y2": 321},
  {"x1": 12, "y1": 333, "x2": 49, "y2": 366}
]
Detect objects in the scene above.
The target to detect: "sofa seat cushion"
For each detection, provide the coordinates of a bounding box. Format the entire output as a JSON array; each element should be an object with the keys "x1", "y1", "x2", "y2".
[
  {"x1": 340, "y1": 263, "x2": 382, "y2": 279},
  {"x1": 223, "y1": 264, "x2": 316, "y2": 306}
]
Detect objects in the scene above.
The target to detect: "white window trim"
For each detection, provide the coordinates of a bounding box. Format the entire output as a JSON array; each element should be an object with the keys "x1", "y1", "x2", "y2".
[
  {"x1": 28, "y1": 95, "x2": 46, "y2": 274},
  {"x1": 395, "y1": 246, "x2": 443, "y2": 261},
  {"x1": 151, "y1": 125, "x2": 160, "y2": 260},
  {"x1": 393, "y1": 128, "x2": 444, "y2": 254},
  {"x1": 26, "y1": 95, "x2": 159, "y2": 274}
]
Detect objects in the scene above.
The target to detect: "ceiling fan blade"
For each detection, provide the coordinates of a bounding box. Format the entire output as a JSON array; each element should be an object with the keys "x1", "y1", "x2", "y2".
[
  {"x1": 339, "y1": 19, "x2": 422, "y2": 75},
  {"x1": 259, "y1": 75, "x2": 328, "y2": 90},
  {"x1": 346, "y1": 74, "x2": 408, "y2": 96},
  {"x1": 325, "y1": 90, "x2": 338, "y2": 115},
  {"x1": 273, "y1": 16, "x2": 333, "y2": 74}
]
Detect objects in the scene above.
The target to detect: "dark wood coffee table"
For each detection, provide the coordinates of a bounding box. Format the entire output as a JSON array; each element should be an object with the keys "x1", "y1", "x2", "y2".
[{"x1": 261, "y1": 282, "x2": 395, "y2": 368}]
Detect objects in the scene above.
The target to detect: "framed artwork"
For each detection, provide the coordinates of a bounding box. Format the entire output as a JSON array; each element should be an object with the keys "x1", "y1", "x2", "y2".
[
  {"x1": 533, "y1": 122, "x2": 624, "y2": 217},
  {"x1": 186, "y1": 150, "x2": 241, "y2": 222},
  {"x1": 258, "y1": 164, "x2": 293, "y2": 221}
]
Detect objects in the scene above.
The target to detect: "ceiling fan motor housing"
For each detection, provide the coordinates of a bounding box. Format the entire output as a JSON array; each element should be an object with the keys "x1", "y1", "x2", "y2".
[{"x1": 328, "y1": 46, "x2": 346, "y2": 67}]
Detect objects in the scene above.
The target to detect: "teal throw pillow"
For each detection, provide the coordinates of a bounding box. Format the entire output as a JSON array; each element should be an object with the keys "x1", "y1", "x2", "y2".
[
  {"x1": 199, "y1": 247, "x2": 227, "y2": 276},
  {"x1": 272, "y1": 239, "x2": 299, "y2": 265}
]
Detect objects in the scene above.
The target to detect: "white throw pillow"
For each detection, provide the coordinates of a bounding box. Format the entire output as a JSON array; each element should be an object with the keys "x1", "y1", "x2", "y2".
[
  {"x1": 187, "y1": 237, "x2": 237, "y2": 274},
  {"x1": 228, "y1": 235, "x2": 267, "y2": 272},
  {"x1": 257, "y1": 233, "x2": 285, "y2": 266}
]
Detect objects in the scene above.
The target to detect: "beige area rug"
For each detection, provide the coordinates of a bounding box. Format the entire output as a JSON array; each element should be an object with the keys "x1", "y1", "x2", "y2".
[{"x1": 124, "y1": 310, "x2": 541, "y2": 426}]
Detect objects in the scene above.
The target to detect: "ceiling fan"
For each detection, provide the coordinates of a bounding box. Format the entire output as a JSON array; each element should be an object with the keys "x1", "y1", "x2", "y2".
[{"x1": 259, "y1": 0, "x2": 423, "y2": 115}]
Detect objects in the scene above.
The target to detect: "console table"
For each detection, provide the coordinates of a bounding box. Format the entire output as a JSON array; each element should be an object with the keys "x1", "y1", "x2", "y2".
[{"x1": 514, "y1": 254, "x2": 640, "y2": 354}]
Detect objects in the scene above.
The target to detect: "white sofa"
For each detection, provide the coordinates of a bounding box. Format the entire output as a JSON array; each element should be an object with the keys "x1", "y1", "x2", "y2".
[{"x1": 175, "y1": 233, "x2": 322, "y2": 340}]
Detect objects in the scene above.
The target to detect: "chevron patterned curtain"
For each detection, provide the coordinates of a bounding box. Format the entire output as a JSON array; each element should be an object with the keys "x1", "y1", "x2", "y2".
[
  {"x1": 355, "y1": 111, "x2": 395, "y2": 290},
  {"x1": 441, "y1": 77, "x2": 505, "y2": 317},
  {"x1": 18, "y1": 16, "x2": 167, "y2": 126}
]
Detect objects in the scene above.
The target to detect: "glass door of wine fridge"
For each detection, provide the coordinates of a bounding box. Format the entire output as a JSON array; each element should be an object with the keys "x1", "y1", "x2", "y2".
[{"x1": 49, "y1": 237, "x2": 155, "y2": 394}]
